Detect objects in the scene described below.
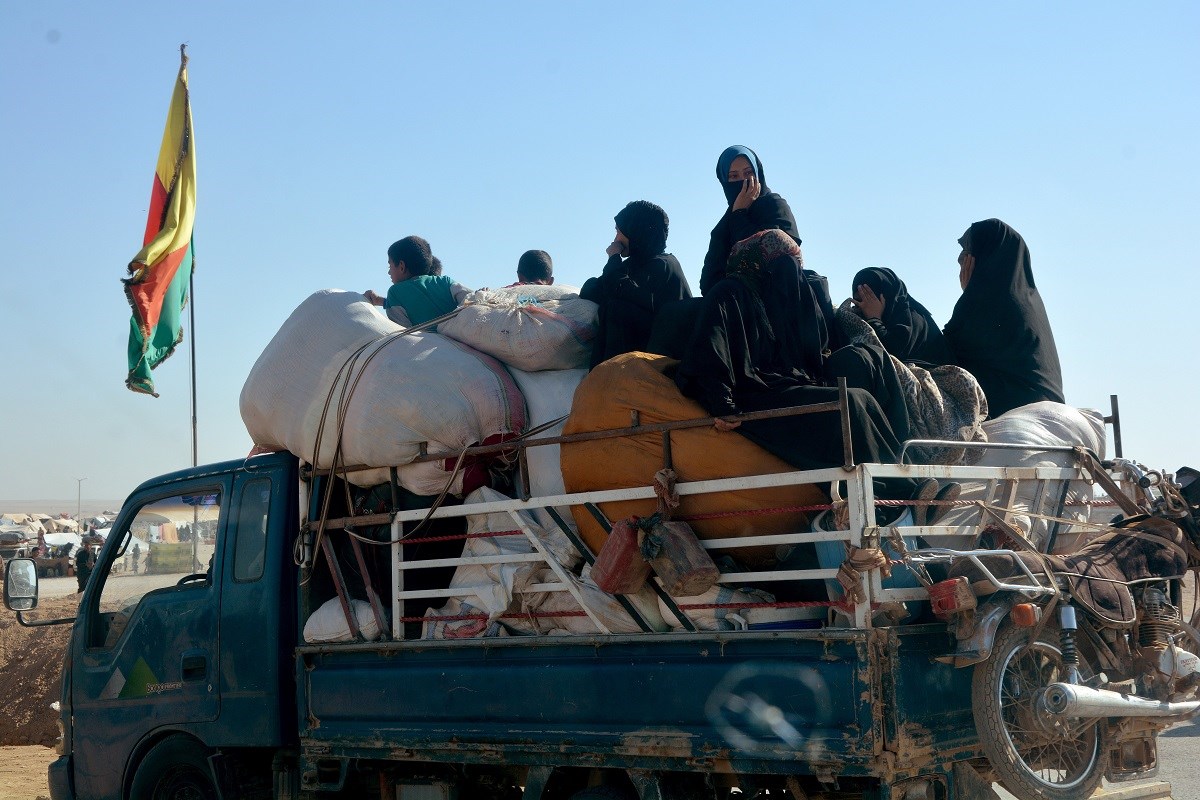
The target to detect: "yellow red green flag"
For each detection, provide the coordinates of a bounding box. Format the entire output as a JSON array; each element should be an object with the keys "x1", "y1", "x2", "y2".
[{"x1": 124, "y1": 47, "x2": 196, "y2": 396}]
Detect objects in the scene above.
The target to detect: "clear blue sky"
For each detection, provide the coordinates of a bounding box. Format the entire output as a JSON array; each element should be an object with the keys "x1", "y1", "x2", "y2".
[{"x1": 1, "y1": 3, "x2": 1197, "y2": 505}]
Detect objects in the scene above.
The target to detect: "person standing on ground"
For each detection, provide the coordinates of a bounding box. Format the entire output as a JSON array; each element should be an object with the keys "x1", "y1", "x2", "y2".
[{"x1": 75, "y1": 547, "x2": 92, "y2": 593}]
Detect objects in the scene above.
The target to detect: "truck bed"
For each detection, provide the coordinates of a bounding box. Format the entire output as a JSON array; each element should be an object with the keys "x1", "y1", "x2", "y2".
[{"x1": 298, "y1": 624, "x2": 978, "y2": 782}]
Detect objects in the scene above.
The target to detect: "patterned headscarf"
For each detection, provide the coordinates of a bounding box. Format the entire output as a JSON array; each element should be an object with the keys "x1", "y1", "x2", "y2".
[{"x1": 726, "y1": 229, "x2": 826, "y2": 380}]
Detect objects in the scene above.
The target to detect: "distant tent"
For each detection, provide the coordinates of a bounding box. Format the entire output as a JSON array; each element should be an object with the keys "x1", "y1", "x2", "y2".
[{"x1": 44, "y1": 531, "x2": 82, "y2": 549}]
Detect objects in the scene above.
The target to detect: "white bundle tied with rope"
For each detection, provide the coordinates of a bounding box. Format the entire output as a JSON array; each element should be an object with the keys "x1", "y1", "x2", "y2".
[
  {"x1": 239, "y1": 289, "x2": 527, "y2": 489},
  {"x1": 436, "y1": 284, "x2": 598, "y2": 372}
]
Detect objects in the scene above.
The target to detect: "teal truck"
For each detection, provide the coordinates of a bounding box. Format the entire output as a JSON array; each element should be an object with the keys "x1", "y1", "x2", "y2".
[{"x1": 4, "y1": 403, "x2": 1160, "y2": 800}]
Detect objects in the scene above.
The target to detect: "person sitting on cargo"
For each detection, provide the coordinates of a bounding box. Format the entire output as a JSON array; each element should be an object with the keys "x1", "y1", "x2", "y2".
[
  {"x1": 943, "y1": 219, "x2": 1064, "y2": 418},
  {"x1": 850, "y1": 267, "x2": 951, "y2": 366},
  {"x1": 700, "y1": 145, "x2": 803, "y2": 295},
  {"x1": 580, "y1": 200, "x2": 692, "y2": 367},
  {"x1": 676, "y1": 229, "x2": 954, "y2": 525},
  {"x1": 513, "y1": 250, "x2": 554, "y2": 286},
  {"x1": 650, "y1": 145, "x2": 817, "y2": 360},
  {"x1": 364, "y1": 235, "x2": 471, "y2": 327}
]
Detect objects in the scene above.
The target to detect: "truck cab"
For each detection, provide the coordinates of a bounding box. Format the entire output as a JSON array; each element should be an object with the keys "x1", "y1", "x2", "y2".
[{"x1": 43, "y1": 452, "x2": 299, "y2": 800}]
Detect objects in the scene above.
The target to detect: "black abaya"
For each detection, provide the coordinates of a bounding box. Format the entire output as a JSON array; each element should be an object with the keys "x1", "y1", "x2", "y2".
[
  {"x1": 700, "y1": 146, "x2": 803, "y2": 296},
  {"x1": 675, "y1": 232, "x2": 916, "y2": 501},
  {"x1": 943, "y1": 219, "x2": 1064, "y2": 417},
  {"x1": 852, "y1": 267, "x2": 951, "y2": 366},
  {"x1": 581, "y1": 252, "x2": 691, "y2": 367}
]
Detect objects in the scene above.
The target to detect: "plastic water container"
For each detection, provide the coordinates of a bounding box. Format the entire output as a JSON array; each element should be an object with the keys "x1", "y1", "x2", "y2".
[
  {"x1": 591, "y1": 518, "x2": 651, "y2": 594},
  {"x1": 813, "y1": 510, "x2": 926, "y2": 620}
]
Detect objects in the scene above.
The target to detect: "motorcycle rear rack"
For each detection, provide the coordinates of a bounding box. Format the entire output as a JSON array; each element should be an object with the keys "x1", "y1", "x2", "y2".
[{"x1": 907, "y1": 547, "x2": 1058, "y2": 598}]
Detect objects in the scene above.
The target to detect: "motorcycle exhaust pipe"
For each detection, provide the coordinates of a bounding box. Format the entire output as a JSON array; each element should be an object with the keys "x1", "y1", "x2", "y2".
[{"x1": 1044, "y1": 683, "x2": 1200, "y2": 718}]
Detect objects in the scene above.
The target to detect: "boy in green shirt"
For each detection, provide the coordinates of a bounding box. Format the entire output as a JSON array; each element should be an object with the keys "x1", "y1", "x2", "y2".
[{"x1": 364, "y1": 235, "x2": 471, "y2": 327}]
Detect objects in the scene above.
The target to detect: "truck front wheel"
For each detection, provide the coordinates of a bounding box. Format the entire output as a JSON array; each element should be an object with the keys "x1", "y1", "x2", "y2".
[{"x1": 129, "y1": 734, "x2": 219, "y2": 800}]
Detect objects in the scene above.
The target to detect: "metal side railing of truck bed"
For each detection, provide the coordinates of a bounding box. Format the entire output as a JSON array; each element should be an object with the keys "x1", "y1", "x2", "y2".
[{"x1": 298, "y1": 389, "x2": 1134, "y2": 644}]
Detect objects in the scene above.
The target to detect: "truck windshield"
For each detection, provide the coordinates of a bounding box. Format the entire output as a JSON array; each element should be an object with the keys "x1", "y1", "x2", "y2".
[{"x1": 86, "y1": 490, "x2": 222, "y2": 649}]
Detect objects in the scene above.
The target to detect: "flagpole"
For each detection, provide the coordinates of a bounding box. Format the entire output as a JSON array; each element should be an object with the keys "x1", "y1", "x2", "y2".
[
  {"x1": 182, "y1": 43, "x2": 199, "y2": 574},
  {"x1": 189, "y1": 262, "x2": 198, "y2": 468}
]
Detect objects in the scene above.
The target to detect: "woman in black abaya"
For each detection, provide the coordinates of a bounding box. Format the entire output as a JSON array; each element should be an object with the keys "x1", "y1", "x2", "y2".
[
  {"x1": 676, "y1": 229, "x2": 945, "y2": 521},
  {"x1": 581, "y1": 200, "x2": 692, "y2": 368},
  {"x1": 943, "y1": 219, "x2": 1064, "y2": 418},
  {"x1": 700, "y1": 146, "x2": 803, "y2": 294},
  {"x1": 851, "y1": 267, "x2": 952, "y2": 366},
  {"x1": 650, "y1": 146, "x2": 826, "y2": 358}
]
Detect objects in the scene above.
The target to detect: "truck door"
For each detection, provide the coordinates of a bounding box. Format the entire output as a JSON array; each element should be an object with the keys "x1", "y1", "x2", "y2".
[
  {"x1": 216, "y1": 460, "x2": 298, "y2": 746},
  {"x1": 70, "y1": 478, "x2": 229, "y2": 799}
]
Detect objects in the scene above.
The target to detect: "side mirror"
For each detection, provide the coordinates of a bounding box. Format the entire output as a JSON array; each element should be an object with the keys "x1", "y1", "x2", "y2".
[{"x1": 4, "y1": 558, "x2": 39, "y2": 611}]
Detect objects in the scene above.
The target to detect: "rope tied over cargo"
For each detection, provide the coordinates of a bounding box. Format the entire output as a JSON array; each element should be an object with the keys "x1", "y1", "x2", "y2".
[
  {"x1": 836, "y1": 545, "x2": 891, "y2": 604},
  {"x1": 653, "y1": 468, "x2": 680, "y2": 519}
]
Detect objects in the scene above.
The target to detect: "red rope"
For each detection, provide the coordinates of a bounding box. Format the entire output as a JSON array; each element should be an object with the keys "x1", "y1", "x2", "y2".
[
  {"x1": 398, "y1": 529, "x2": 521, "y2": 545},
  {"x1": 402, "y1": 598, "x2": 884, "y2": 624}
]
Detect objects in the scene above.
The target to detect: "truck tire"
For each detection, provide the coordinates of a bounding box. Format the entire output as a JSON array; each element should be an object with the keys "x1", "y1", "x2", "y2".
[
  {"x1": 129, "y1": 734, "x2": 219, "y2": 800},
  {"x1": 971, "y1": 621, "x2": 1106, "y2": 800}
]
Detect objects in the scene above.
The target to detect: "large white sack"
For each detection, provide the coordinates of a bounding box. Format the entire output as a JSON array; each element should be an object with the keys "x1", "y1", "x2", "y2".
[
  {"x1": 240, "y1": 290, "x2": 527, "y2": 487},
  {"x1": 502, "y1": 564, "x2": 669, "y2": 636},
  {"x1": 345, "y1": 459, "x2": 466, "y2": 497},
  {"x1": 437, "y1": 284, "x2": 598, "y2": 371},
  {"x1": 930, "y1": 402, "x2": 1106, "y2": 552},
  {"x1": 422, "y1": 487, "x2": 584, "y2": 639},
  {"x1": 507, "y1": 367, "x2": 587, "y2": 532},
  {"x1": 303, "y1": 596, "x2": 383, "y2": 643}
]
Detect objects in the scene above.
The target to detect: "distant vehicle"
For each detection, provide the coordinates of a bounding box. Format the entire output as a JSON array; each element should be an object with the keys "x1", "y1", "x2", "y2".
[{"x1": 0, "y1": 527, "x2": 31, "y2": 561}]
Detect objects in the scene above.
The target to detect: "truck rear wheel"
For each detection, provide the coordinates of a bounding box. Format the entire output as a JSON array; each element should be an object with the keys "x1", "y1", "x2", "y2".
[{"x1": 129, "y1": 734, "x2": 219, "y2": 800}]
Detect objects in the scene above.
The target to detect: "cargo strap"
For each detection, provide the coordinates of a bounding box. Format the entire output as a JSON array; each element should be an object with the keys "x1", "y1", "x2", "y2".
[
  {"x1": 653, "y1": 468, "x2": 680, "y2": 519},
  {"x1": 837, "y1": 546, "x2": 890, "y2": 604}
]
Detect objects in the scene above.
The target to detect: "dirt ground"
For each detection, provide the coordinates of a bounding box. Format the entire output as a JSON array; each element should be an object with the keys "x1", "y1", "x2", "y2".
[
  {"x1": 0, "y1": 595, "x2": 75, "y2": 748},
  {"x1": 0, "y1": 593, "x2": 76, "y2": 799},
  {"x1": 0, "y1": 745, "x2": 56, "y2": 800}
]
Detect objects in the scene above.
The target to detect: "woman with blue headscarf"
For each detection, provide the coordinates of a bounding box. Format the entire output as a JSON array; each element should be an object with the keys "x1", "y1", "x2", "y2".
[{"x1": 700, "y1": 146, "x2": 803, "y2": 295}]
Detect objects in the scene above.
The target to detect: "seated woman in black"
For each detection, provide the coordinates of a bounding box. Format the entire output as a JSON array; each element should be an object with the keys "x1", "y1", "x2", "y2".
[
  {"x1": 851, "y1": 267, "x2": 951, "y2": 366},
  {"x1": 581, "y1": 200, "x2": 691, "y2": 367},
  {"x1": 943, "y1": 219, "x2": 1064, "y2": 418},
  {"x1": 676, "y1": 229, "x2": 944, "y2": 522},
  {"x1": 649, "y1": 145, "x2": 821, "y2": 359},
  {"x1": 700, "y1": 146, "x2": 802, "y2": 294}
]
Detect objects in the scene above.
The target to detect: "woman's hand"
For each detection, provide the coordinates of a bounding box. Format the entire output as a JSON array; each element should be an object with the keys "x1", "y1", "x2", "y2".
[
  {"x1": 731, "y1": 174, "x2": 761, "y2": 212},
  {"x1": 957, "y1": 251, "x2": 976, "y2": 290},
  {"x1": 605, "y1": 239, "x2": 628, "y2": 258},
  {"x1": 852, "y1": 284, "x2": 885, "y2": 320},
  {"x1": 713, "y1": 417, "x2": 741, "y2": 432}
]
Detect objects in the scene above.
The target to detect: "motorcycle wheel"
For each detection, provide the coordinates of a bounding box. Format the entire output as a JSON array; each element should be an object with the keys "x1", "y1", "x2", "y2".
[{"x1": 972, "y1": 620, "x2": 1107, "y2": 800}]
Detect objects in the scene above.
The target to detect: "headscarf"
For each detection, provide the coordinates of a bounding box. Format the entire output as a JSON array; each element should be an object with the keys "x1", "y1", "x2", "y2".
[
  {"x1": 716, "y1": 145, "x2": 768, "y2": 206},
  {"x1": 728, "y1": 229, "x2": 827, "y2": 381},
  {"x1": 852, "y1": 267, "x2": 948, "y2": 364},
  {"x1": 943, "y1": 219, "x2": 1064, "y2": 416},
  {"x1": 614, "y1": 200, "x2": 669, "y2": 261},
  {"x1": 701, "y1": 146, "x2": 802, "y2": 295}
]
